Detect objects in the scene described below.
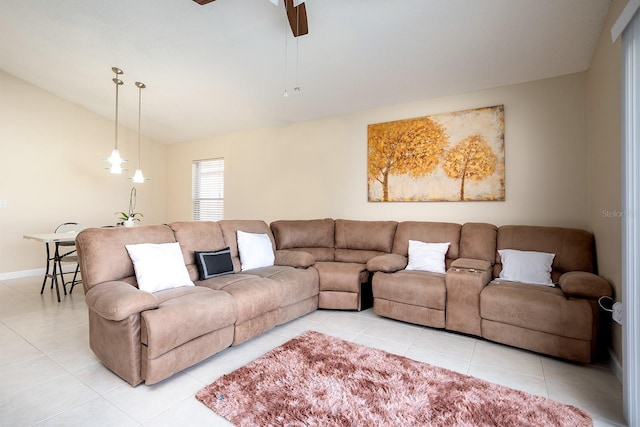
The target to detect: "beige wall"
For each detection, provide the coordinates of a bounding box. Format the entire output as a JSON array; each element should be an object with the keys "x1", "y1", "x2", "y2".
[
  {"x1": 587, "y1": 0, "x2": 626, "y2": 366},
  {"x1": 0, "y1": 70, "x2": 167, "y2": 275},
  {"x1": 166, "y1": 73, "x2": 589, "y2": 230}
]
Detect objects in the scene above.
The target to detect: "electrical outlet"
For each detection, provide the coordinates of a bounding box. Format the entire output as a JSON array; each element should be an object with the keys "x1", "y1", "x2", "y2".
[
  {"x1": 0, "y1": 199, "x2": 6, "y2": 208},
  {"x1": 613, "y1": 302, "x2": 623, "y2": 325}
]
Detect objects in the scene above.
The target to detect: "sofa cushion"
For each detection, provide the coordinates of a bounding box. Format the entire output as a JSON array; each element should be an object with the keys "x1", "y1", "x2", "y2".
[
  {"x1": 335, "y1": 219, "x2": 398, "y2": 253},
  {"x1": 480, "y1": 281, "x2": 592, "y2": 340},
  {"x1": 237, "y1": 230, "x2": 275, "y2": 270},
  {"x1": 168, "y1": 221, "x2": 227, "y2": 271},
  {"x1": 76, "y1": 224, "x2": 177, "y2": 292},
  {"x1": 495, "y1": 226, "x2": 596, "y2": 280},
  {"x1": 459, "y1": 222, "x2": 497, "y2": 263},
  {"x1": 372, "y1": 270, "x2": 446, "y2": 311},
  {"x1": 218, "y1": 220, "x2": 276, "y2": 272},
  {"x1": 218, "y1": 277, "x2": 282, "y2": 323},
  {"x1": 195, "y1": 248, "x2": 234, "y2": 280},
  {"x1": 140, "y1": 286, "x2": 236, "y2": 359},
  {"x1": 497, "y1": 249, "x2": 555, "y2": 286},
  {"x1": 125, "y1": 242, "x2": 194, "y2": 293},
  {"x1": 196, "y1": 272, "x2": 261, "y2": 291},
  {"x1": 314, "y1": 262, "x2": 368, "y2": 292},
  {"x1": 392, "y1": 222, "x2": 461, "y2": 267},
  {"x1": 271, "y1": 218, "x2": 335, "y2": 252},
  {"x1": 405, "y1": 241, "x2": 450, "y2": 274}
]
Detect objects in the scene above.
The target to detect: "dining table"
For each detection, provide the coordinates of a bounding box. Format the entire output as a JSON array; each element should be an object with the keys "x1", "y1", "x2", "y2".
[{"x1": 23, "y1": 232, "x2": 80, "y2": 302}]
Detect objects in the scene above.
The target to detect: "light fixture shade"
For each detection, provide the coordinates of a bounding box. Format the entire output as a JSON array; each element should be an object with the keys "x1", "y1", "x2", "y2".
[
  {"x1": 110, "y1": 163, "x2": 123, "y2": 174},
  {"x1": 132, "y1": 168, "x2": 145, "y2": 183},
  {"x1": 108, "y1": 148, "x2": 123, "y2": 165},
  {"x1": 107, "y1": 148, "x2": 126, "y2": 174}
]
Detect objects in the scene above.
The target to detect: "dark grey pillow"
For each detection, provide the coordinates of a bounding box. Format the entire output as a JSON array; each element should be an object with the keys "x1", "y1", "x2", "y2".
[{"x1": 195, "y1": 248, "x2": 234, "y2": 280}]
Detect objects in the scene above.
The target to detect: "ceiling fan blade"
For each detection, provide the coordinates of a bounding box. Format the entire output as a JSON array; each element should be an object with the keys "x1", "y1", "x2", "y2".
[
  {"x1": 285, "y1": 0, "x2": 308, "y2": 37},
  {"x1": 192, "y1": 0, "x2": 308, "y2": 37}
]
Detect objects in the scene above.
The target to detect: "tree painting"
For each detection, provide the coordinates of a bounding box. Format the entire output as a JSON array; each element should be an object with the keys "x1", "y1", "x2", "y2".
[
  {"x1": 368, "y1": 105, "x2": 504, "y2": 202},
  {"x1": 443, "y1": 135, "x2": 497, "y2": 200},
  {"x1": 368, "y1": 117, "x2": 448, "y2": 201}
]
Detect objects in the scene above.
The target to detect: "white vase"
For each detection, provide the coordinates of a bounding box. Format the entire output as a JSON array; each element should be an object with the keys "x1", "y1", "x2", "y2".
[{"x1": 124, "y1": 219, "x2": 135, "y2": 228}]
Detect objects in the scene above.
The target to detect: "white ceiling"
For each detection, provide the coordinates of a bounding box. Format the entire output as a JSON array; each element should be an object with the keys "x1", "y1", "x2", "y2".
[{"x1": 0, "y1": 0, "x2": 610, "y2": 144}]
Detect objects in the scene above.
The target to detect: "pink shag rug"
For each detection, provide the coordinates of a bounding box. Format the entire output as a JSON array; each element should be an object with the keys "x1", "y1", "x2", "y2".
[{"x1": 196, "y1": 331, "x2": 592, "y2": 426}]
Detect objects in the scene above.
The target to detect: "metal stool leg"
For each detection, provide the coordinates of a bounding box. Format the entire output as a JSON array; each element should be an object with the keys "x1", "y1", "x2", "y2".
[
  {"x1": 69, "y1": 265, "x2": 81, "y2": 294},
  {"x1": 40, "y1": 242, "x2": 52, "y2": 294},
  {"x1": 51, "y1": 244, "x2": 61, "y2": 303}
]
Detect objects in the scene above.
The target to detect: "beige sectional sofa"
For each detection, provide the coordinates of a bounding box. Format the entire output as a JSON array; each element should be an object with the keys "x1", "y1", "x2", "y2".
[{"x1": 76, "y1": 218, "x2": 612, "y2": 386}]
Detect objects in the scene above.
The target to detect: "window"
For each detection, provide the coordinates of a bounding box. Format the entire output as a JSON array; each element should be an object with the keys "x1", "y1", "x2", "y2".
[{"x1": 192, "y1": 158, "x2": 224, "y2": 220}]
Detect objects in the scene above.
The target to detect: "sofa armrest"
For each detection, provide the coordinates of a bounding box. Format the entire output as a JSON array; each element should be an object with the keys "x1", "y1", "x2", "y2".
[
  {"x1": 367, "y1": 253, "x2": 407, "y2": 273},
  {"x1": 274, "y1": 249, "x2": 315, "y2": 268},
  {"x1": 85, "y1": 281, "x2": 159, "y2": 321},
  {"x1": 450, "y1": 258, "x2": 492, "y2": 272},
  {"x1": 559, "y1": 271, "x2": 612, "y2": 299},
  {"x1": 445, "y1": 265, "x2": 492, "y2": 336}
]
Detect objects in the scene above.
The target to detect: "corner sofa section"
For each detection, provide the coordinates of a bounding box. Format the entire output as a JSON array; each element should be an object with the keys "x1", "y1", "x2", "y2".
[{"x1": 271, "y1": 219, "x2": 397, "y2": 310}]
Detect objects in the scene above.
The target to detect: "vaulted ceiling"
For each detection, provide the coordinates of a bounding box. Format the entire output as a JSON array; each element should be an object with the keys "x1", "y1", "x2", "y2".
[{"x1": 0, "y1": 0, "x2": 610, "y2": 144}]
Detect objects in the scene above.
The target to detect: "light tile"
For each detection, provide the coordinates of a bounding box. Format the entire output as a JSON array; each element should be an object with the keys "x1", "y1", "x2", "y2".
[
  {"x1": 0, "y1": 373, "x2": 98, "y2": 427},
  {"x1": 144, "y1": 395, "x2": 233, "y2": 427},
  {"x1": 0, "y1": 332, "x2": 43, "y2": 368},
  {"x1": 104, "y1": 372, "x2": 204, "y2": 424},
  {"x1": 411, "y1": 327, "x2": 477, "y2": 360},
  {"x1": 34, "y1": 397, "x2": 138, "y2": 427},
  {"x1": 0, "y1": 355, "x2": 67, "y2": 400},
  {"x1": 47, "y1": 342, "x2": 99, "y2": 371},
  {"x1": 467, "y1": 365, "x2": 549, "y2": 397},
  {"x1": 470, "y1": 339, "x2": 545, "y2": 378},
  {"x1": 73, "y1": 362, "x2": 130, "y2": 394},
  {"x1": 360, "y1": 318, "x2": 423, "y2": 345}
]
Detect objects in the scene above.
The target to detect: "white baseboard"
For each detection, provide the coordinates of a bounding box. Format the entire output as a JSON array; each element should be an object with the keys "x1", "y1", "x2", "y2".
[
  {"x1": 0, "y1": 265, "x2": 78, "y2": 281},
  {"x1": 609, "y1": 347, "x2": 623, "y2": 385}
]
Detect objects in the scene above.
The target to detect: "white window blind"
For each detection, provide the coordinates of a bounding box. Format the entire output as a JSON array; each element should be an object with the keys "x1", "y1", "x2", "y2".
[{"x1": 192, "y1": 158, "x2": 224, "y2": 221}]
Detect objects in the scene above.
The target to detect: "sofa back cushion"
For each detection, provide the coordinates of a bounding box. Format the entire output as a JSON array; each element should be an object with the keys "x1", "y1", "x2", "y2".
[
  {"x1": 270, "y1": 218, "x2": 335, "y2": 262},
  {"x1": 218, "y1": 220, "x2": 276, "y2": 272},
  {"x1": 169, "y1": 221, "x2": 227, "y2": 281},
  {"x1": 76, "y1": 224, "x2": 176, "y2": 293},
  {"x1": 392, "y1": 222, "x2": 461, "y2": 268},
  {"x1": 459, "y1": 222, "x2": 498, "y2": 263},
  {"x1": 494, "y1": 225, "x2": 596, "y2": 281},
  {"x1": 334, "y1": 219, "x2": 398, "y2": 263}
]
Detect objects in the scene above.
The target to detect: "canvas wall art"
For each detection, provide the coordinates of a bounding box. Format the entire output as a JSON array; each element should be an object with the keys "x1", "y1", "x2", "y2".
[{"x1": 367, "y1": 105, "x2": 505, "y2": 202}]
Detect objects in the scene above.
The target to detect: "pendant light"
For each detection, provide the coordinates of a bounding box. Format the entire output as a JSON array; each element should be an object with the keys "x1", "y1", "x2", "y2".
[
  {"x1": 131, "y1": 81, "x2": 148, "y2": 183},
  {"x1": 107, "y1": 67, "x2": 126, "y2": 174}
]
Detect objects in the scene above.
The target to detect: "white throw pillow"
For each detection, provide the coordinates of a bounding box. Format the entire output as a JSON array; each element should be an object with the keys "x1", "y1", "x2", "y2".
[
  {"x1": 498, "y1": 249, "x2": 555, "y2": 286},
  {"x1": 125, "y1": 242, "x2": 194, "y2": 293},
  {"x1": 237, "y1": 230, "x2": 275, "y2": 271},
  {"x1": 405, "y1": 240, "x2": 451, "y2": 274}
]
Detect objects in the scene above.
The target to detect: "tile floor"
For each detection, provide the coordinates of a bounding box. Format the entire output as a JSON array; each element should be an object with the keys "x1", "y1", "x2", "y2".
[{"x1": 0, "y1": 276, "x2": 626, "y2": 426}]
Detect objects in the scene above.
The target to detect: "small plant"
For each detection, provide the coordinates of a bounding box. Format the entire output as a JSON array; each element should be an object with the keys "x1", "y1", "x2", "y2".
[
  {"x1": 115, "y1": 211, "x2": 143, "y2": 222},
  {"x1": 116, "y1": 187, "x2": 143, "y2": 225}
]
